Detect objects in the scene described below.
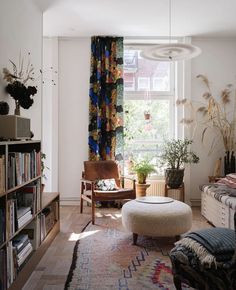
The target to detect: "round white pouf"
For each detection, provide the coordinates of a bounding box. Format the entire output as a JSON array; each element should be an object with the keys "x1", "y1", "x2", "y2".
[{"x1": 122, "y1": 198, "x2": 192, "y2": 239}]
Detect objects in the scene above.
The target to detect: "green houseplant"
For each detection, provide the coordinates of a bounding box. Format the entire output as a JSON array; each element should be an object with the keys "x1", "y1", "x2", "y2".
[
  {"x1": 41, "y1": 152, "x2": 49, "y2": 192},
  {"x1": 161, "y1": 139, "x2": 199, "y2": 188},
  {"x1": 133, "y1": 159, "x2": 156, "y2": 184}
]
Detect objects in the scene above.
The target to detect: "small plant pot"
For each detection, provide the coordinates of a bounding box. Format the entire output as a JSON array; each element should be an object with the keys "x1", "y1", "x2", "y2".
[
  {"x1": 144, "y1": 113, "x2": 151, "y2": 120},
  {"x1": 136, "y1": 183, "x2": 150, "y2": 197},
  {"x1": 165, "y1": 168, "x2": 184, "y2": 189}
]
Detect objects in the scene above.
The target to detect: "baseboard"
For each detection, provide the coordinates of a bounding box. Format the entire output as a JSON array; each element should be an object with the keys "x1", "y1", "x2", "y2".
[
  {"x1": 190, "y1": 198, "x2": 201, "y2": 207},
  {"x1": 60, "y1": 197, "x2": 80, "y2": 206}
]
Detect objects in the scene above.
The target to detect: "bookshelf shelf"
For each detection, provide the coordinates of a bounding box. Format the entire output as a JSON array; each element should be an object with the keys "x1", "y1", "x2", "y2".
[
  {"x1": 6, "y1": 176, "x2": 41, "y2": 195},
  {"x1": 0, "y1": 140, "x2": 60, "y2": 290},
  {"x1": 42, "y1": 192, "x2": 60, "y2": 209},
  {"x1": 8, "y1": 216, "x2": 36, "y2": 241}
]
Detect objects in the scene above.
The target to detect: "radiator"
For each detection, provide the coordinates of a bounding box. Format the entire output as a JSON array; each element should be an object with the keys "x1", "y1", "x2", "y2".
[
  {"x1": 125, "y1": 179, "x2": 182, "y2": 200},
  {"x1": 146, "y1": 179, "x2": 182, "y2": 200}
]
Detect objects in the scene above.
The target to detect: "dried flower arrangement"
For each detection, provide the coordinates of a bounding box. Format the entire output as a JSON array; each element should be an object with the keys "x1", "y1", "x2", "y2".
[
  {"x1": 2, "y1": 53, "x2": 39, "y2": 115},
  {"x1": 2, "y1": 52, "x2": 57, "y2": 115},
  {"x1": 177, "y1": 75, "x2": 236, "y2": 153}
]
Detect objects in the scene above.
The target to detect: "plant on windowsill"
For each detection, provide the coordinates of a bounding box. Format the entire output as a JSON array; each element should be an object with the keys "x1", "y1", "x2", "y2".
[
  {"x1": 132, "y1": 159, "x2": 156, "y2": 197},
  {"x1": 160, "y1": 139, "x2": 199, "y2": 189}
]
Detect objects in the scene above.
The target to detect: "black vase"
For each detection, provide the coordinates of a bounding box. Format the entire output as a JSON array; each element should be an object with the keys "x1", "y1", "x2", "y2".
[
  {"x1": 224, "y1": 151, "x2": 235, "y2": 176},
  {"x1": 165, "y1": 168, "x2": 184, "y2": 189}
]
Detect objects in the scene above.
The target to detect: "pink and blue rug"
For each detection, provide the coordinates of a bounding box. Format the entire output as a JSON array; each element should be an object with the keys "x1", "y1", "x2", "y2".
[{"x1": 65, "y1": 214, "x2": 191, "y2": 290}]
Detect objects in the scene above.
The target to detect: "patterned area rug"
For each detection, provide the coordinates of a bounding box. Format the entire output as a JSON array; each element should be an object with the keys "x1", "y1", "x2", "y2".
[{"x1": 65, "y1": 212, "x2": 191, "y2": 290}]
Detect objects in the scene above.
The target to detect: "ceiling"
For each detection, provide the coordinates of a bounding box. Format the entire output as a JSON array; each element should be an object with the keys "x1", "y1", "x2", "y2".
[{"x1": 33, "y1": 0, "x2": 236, "y2": 38}]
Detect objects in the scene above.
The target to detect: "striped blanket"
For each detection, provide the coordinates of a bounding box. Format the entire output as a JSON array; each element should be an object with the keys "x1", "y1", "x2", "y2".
[
  {"x1": 200, "y1": 183, "x2": 236, "y2": 210},
  {"x1": 176, "y1": 228, "x2": 235, "y2": 267}
]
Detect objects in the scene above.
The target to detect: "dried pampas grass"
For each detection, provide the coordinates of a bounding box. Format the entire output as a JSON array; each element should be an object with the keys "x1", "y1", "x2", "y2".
[{"x1": 178, "y1": 75, "x2": 236, "y2": 152}]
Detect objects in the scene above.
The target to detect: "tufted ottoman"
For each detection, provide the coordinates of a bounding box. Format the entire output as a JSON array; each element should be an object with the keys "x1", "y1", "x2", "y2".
[{"x1": 122, "y1": 197, "x2": 192, "y2": 244}]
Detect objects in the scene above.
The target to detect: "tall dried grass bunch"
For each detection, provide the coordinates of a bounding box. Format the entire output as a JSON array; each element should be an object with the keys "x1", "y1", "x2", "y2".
[{"x1": 177, "y1": 75, "x2": 235, "y2": 153}]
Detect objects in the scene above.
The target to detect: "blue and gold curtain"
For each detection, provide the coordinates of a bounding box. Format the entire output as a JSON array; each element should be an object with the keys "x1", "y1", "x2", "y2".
[{"x1": 89, "y1": 36, "x2": 124, "y2": 161}]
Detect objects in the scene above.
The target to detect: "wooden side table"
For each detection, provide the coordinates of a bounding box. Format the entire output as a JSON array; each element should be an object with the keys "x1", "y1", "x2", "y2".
[{"x1": 165, "y1": 182, "x2": 185, "y2": 202}]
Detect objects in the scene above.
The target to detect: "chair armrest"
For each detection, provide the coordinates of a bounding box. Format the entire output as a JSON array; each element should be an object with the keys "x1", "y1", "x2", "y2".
[
  {"x1": 120, "y1": 176, "x2": 136, "y2": 189},
  {"x1": 81, "y1": 178, "x2": 94, "y2": 185},
  {"x1": 120, "y1": 176, "x2": 136, "y2": 181}
]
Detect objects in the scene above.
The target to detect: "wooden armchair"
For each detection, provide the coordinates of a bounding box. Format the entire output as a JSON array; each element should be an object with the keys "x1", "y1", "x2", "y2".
[{"x1": 80, "y1": 160, "x2": 136, "y2": 224}]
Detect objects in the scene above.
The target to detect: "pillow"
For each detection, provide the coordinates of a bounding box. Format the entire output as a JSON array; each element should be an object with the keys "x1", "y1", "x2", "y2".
[{"x1": 94, "y1": 178, "x2": 118, "y2": 191}]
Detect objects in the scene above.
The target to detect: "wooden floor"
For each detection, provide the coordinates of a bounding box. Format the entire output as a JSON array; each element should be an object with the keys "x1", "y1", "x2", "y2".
[{"x1": 22, "y1": 205, "x2": 211, "y2": 290}]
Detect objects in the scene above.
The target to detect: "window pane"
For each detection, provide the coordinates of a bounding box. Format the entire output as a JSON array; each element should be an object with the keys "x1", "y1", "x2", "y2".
[
  {"x1": 124, "y1": 99, "x2": 171, "y2": 175},
  {"x1": 124, "y1": 48, "x2": 171, "y2": 92}
]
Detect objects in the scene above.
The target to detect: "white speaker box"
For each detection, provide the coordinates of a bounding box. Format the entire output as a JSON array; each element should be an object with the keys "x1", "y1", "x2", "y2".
[{"x1": 0, "y1": 115, "x2": 31, "y2": 140}]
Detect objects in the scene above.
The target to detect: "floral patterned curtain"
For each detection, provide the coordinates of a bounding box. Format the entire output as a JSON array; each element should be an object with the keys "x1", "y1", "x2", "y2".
[{"x1": 88, "y1": 36, "x2": 124, "y2": 161}]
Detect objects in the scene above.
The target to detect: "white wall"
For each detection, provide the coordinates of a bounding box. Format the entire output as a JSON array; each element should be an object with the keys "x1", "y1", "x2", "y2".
[
  {"x1": 56, "y1": 36, "x2": 236, "y2": 204},
  {"x1": 0, "y1": 0, "x2": 43, "y2": 139},
  {"x1": 42, "y1": 37, "x2": 59, "y2": 191},
  {"x1": 190, "y1": 37, "x2": 236, "y2": 202},
  {"x1": 58, "y1": 38, "x2": 90, "y2": 203}
]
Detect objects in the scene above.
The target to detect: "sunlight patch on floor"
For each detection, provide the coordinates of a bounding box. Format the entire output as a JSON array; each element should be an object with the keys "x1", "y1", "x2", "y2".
[{"x1": 68, "y1": 230, "x2": 100, "y2": 241}]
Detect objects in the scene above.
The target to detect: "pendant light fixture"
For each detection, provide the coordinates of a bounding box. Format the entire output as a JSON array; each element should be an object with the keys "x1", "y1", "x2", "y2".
[{"x1": 141, "y1": 0, "x2": 201, "y2": 61}]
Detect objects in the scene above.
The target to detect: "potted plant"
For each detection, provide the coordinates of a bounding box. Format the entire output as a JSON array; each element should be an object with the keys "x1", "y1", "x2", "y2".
[
  {"x1": 133, "y1": 159, "x2": 156, "y2": 197},
  {"x1": 161, "y1": 139, "x2": 199, "y2": 189},
  {"x1": 41, "y1": 152, "x2": 49, "y2": 192}
]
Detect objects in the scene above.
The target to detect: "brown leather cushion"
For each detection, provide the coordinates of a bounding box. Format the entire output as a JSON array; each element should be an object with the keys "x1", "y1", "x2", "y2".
[{"x1": 84, "y1": 160, "x2": 120, "y2": 181}]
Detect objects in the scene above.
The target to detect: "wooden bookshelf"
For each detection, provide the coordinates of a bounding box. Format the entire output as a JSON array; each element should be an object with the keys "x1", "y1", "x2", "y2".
[{"x1": 0, "y1": 141, "x2": 60, "y2": 290}]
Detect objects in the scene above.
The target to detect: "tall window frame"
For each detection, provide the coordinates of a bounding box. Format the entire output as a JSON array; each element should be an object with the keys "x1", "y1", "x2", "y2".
[{"x1": 123, "y1": 43, "x2": 176, "y2": 177}]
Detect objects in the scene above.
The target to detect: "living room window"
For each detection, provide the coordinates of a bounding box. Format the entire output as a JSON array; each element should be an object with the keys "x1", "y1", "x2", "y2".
[{"x1": 123, "y1": 45, "x2": 175, "y2": 176}]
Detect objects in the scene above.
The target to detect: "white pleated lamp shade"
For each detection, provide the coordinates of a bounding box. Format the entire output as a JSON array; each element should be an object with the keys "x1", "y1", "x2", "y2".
[{"x1": 140, "y1": 43, "x2": 202, "y2": 61}]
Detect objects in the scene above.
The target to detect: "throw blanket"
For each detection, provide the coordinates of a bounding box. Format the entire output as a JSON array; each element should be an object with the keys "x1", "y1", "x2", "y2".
[
  {"x1": 200, "y1": 184, "x2": 236, "y2": 210},
  {"x1": 176, "y1": 228, "x2": 235, "y2": 267}
]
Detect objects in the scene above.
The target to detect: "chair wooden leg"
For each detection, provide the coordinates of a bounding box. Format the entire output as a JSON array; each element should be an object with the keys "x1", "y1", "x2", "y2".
[
  {"x1": 80, "y1": 182, "x2": 84, "y2": 214},
  {"x1": 92, "y1": 200, "x2": 95, "y2": 225},
  {"x1": 80, "y1": 195, "x2": 83, "y2": 213},
  {"x1": 173, "y1": 275, "x2": 182, "y2": 290},
  {"x1": 133, "y1": 233, "x2": 138, "y2": 245}
]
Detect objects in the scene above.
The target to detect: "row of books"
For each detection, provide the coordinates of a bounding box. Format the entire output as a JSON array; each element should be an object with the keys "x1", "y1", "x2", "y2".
[
  {"x1": 41, "y1": 201, "x2": 59, "y2": 242},
  {"x1": 7, "y1": 183, "x2": 41, "y2": 238},
  {"x1": 7, "y1": 200, "x2": 32, "y2": 238},
  {"x1": 8, "y1": 150, "x2": 41, "y2": 189},
  {"x1": 7, "y1": 234, "x2": 33, "y2": 287},
  {"x1": 0, "y1": 208, "x2": 6, "y2": 245},
  {"x1": 0, "y1": 249, "x2": 6, "y2": 290},
  {"x1": 3, "y1": 200, "x2": 59, "y2": 288},
  {"x1": 0, "y1": 155, "x2": 5, "y2": 194}
]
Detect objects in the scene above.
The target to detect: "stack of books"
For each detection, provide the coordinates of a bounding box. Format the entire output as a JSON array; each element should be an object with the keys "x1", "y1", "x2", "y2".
[
  {"x1": 17, "y1": 183, "x2": 41, "y2": 214},
  {"x1": 17, "y1": 207, "x2": 32, "y2": 229},
  {"x1": 7, "y1": 234, "x2": 33, "y2": 286},
  {"x1": 12, "y1": 234, "x2": 33, "y2": 268},
  {"x1": 7, "y1": 201, "x2": 33, "y2": 237}
]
